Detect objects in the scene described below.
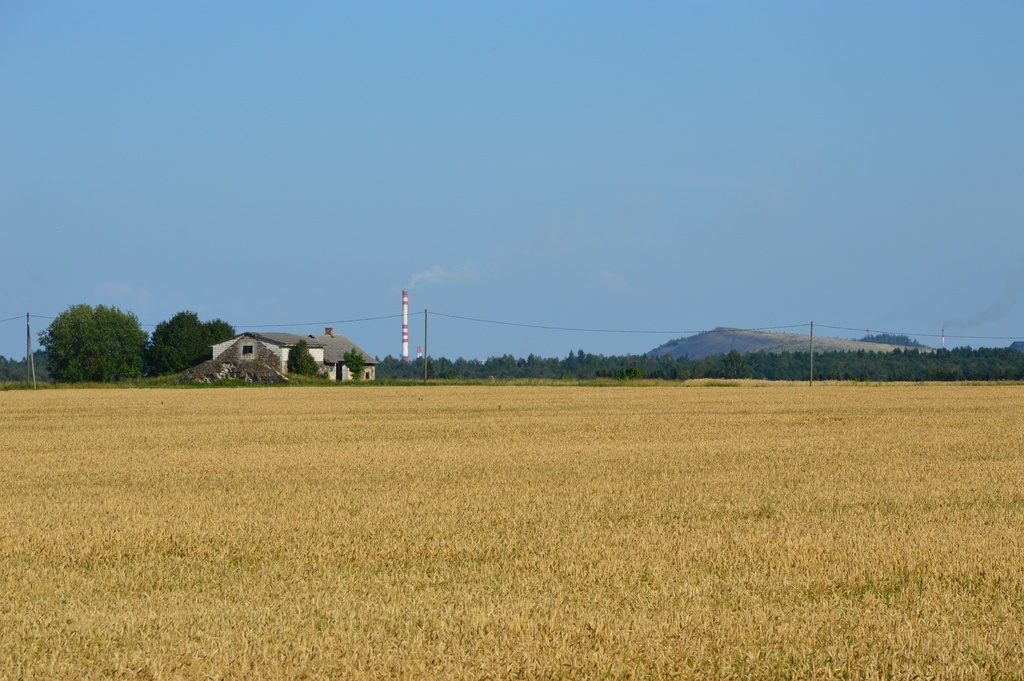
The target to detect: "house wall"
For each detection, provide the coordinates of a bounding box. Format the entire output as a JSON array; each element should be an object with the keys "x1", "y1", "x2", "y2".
[
  {"x1": 211, "y1": 337, "x2": 239, "y2": 360},
  {"x1": 279, "y1": 346, "x2": 325, "y2": 373},
  {"x1": 214, "y1": 336, "x2": 327, "y2": 375},
  {"x1": 213, "y1": 334, "x2": 373, "y2": 380},
  {"x1": 212, "y1": 337, "x2": 281, "y2": 369},
  {"x1": 339, "y1": 363, "x2": 376, "y2": 381}
]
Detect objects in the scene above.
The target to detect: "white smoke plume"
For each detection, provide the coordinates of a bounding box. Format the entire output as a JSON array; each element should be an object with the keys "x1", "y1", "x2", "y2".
[
  {"x1": 945, "y1": 260, "x2": 1024, "y2": 329},
  {"x1": 594, "y1": 269, "x2": 649, "y2": 299},
  {"x1": 406, "y1": 261, "x2": 482, "y2": 289}
]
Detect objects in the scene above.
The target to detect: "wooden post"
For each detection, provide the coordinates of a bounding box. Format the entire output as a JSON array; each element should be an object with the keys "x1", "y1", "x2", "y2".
[
  {"x1": 809, "y1": 321, "x2": 814, "y2": 387},
  {"x1": 26, "y1": 313, "x2": 31, "y2": 386},
  {"x1": 26, "y1": 313, "x2": 36, "y2": 389}
]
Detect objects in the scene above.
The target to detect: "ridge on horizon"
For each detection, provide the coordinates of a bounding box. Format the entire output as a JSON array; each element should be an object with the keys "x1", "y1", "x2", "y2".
[{"x1": 646, "y1": 327, "x2": 929, "y2": 361}]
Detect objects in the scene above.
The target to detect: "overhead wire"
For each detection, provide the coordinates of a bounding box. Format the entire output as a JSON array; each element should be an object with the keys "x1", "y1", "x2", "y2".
[
  {"x1": 4, "y1": 311, "x2": 1023, "y2": 343},
  {"x1": 430, "y1": 311, "x2": 701, "y2": 335},
  {"x1": 239, "y1": 314, "x2": 404, "y2": 329},
  {"x1": 751, "y1": 323, "x2": 810, "y2": 331},
  {"x1": 815, "y1": 324, "x2": 1023, "y2": 341}
]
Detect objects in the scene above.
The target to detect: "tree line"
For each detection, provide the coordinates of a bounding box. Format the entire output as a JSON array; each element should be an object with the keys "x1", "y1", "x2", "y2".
[
  {"x1": 5, "y1": 303, "x2": 1024, "y2": 383},
  {"x1": 858, "y1": 332, "x2": 926, "y2": 348},
  {"x1": 0, "y1": 351, "x2": 49, "y2": 383},
  {"x1": 378, "y1": 346, "x2": 1024, "y2": 382},
  {"x1": 1, "y1": 304, "x2": 367, "y2": 384},
  {"x1": 10, "y1": 304, "x2": 236, "y2": 382}
]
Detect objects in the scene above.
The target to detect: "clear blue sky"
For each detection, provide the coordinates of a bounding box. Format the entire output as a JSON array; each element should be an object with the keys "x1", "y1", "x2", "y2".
[{"x1": 2, "y1": 2, "x2": 1022, "y2": 361}]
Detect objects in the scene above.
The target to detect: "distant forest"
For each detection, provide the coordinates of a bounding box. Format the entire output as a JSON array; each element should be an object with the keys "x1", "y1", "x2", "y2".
[
  {"x1": 7, "y1": 304, "x2": 1021, "y2": 385},
  {"x1": 858, "y1": 333, "x2": 926, "y2": 348},
  {"x1": 5, "y1": 346, "x2": 1024, "y2": 384},
  {"x1": 378, "y1": 346, "x2": 1024, "y2": 382},
  {"x1": 0, "y1": 351, "x2": 49, "y2": 383}
]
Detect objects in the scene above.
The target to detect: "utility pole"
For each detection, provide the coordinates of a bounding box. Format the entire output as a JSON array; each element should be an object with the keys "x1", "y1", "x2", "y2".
[
  {"x1": 26, "y1": 313, "x2": 37, "y2": 389},
  {"x1": 423, "y1": 309, "x2": 429, "y2": 382},
  {"x1": 809, "y1": 321, "x2": 814, "y2": 387}
]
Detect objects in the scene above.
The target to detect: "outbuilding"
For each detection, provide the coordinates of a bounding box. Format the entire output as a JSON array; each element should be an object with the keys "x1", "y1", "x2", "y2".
[{"x1": 211, "y1": 328, "x2": 377, "y2": 381}]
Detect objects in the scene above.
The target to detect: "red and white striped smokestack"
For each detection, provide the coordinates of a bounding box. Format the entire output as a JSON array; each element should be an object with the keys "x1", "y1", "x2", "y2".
[{"x1": 402, "y1": 290, "x2": 410, "y2": 363}]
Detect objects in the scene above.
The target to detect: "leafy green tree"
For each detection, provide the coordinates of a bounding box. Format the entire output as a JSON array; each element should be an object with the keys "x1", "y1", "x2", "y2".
[
  {"x1": 287, "y1": 339, "x2": 319, "y2": 377},
  {"x1": 40, "y1": 304, "x2": 148, "y2": 382},
  {"x1": 0, "y1": 351, "x2": 49, "y2": 383},
  {"x1": 144, "y1": 311, "x2": 236, "y2": 376},
  {"x1": 859, "y1": 333, "x2": 924, "y2": 347},
  {"x1": 205, "y1": 319, "x2": 236, "y2": 347},
  {"x1": 343, "y1": 348, "x2": 366, "y2": 380},
  {"x1": 373, "y1": 345, "x2": 1024, "y2": 383},
  {"x1": 720, "y1": 349, "x2": 751, "y2": 379}
]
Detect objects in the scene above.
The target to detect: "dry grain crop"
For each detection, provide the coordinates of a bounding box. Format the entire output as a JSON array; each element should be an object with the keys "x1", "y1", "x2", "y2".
[{"x1": 2, "y1": 383, "x2": 1023, "y2": 679}]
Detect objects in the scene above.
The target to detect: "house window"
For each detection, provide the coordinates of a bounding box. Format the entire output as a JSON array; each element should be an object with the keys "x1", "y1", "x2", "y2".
[{"x1": 242, "y1": 345, "x2": 254, "y2": 356}]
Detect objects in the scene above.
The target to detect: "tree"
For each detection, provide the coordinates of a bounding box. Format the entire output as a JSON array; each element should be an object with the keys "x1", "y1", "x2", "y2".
[
  {"x1": 206, "y1": 319, "x2": 235, "y2": 346},
  {"x1": 343, "y1": 348, "x2": 366, "y2": 380},
  {"x1": 287, "y1": 339, "x2": 319, "y2": 377},
  {"x1": 0, "y1": 350, "x2": 50, "y2": 383},
  {"x1": 40, "y1": 304, "x2": 148, "y2": 382},
  {"x1": 144, "y1": 311, "x2": 236, "y2": 376},
  {"x1": 859, "y1": 333, "x2": 924, "y2": 348},
  {"x1": 720, "y1": 349, "x2": 751, "y2": 379}
]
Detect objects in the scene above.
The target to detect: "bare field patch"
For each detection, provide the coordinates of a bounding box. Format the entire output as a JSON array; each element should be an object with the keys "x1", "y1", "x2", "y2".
[{"x1": 2, "y1": 384, "x2": 1023, "y2": 678}]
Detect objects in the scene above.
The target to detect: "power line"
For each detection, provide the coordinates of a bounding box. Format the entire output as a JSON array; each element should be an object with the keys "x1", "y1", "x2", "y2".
[
  {"x1": 816, "y1": 324, "x2": 1022, "y2": 341},
  {"x1": 430, "y1": 311, "x2": 702, "y2": 335},
  {"x1": 423, "y1": 315, "x2": 1022, "y2": 342},
  {"x1": 6, "y1": 311, "x2": 1023, "y2": 343},
  {"x1": 238, "y1": 314, "x2": 403, "y2": 329},
  {"x1": 751, "y1": 323, "x2": 811, "y2": 331},
  {"x1": 136, "y1": 314, "x2": 408, "y2": 329}
]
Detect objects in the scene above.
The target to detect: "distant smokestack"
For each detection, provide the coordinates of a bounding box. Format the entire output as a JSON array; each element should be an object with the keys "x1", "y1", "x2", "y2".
[
  {"x1": 942, "y1": 328, "x2": 945, "y2": 349},
  {"x1": 402, "y1": 290, "x2": 409, "y2": 363},
  {"x1": 325, "y1": 327, "x2": 334, "y2": 337}
]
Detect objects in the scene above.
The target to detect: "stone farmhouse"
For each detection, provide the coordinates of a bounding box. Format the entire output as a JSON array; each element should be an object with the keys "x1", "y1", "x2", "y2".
[{"x1": 212, "y1": 328, "x2": 377, "y2": 381}]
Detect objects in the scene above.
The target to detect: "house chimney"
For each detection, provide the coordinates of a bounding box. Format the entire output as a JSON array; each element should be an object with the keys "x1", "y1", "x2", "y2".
[{"x1": 325, "y1": 327, "x2": 334, "y2": 337}]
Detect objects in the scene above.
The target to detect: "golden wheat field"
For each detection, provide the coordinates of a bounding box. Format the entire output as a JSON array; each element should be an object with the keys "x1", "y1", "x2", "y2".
[{"x1": 1, "y1": 383, "x2": 1023, "y2": 679}]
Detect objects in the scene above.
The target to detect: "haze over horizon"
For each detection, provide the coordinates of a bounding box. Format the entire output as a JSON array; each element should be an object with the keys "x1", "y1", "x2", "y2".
[{"x1": 2, "y1": 2, "x2": 1022, "y2": 361}]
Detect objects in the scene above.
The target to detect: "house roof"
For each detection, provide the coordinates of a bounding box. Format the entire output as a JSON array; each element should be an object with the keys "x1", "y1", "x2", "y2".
[
  {"x1": 307, "y1": 334, "x2": 377, "y2": 365},
  {"x1": 243, "y1": 331, "x2": 377, "y2": 365},
  {"x1": 249, "y1": 332, "x2": 325, "y2": 348}
]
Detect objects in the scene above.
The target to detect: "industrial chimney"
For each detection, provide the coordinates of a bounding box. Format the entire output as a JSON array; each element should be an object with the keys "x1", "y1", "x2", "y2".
[{"x1": 402, "y1": 290, "x2": 410, "y2": 363}]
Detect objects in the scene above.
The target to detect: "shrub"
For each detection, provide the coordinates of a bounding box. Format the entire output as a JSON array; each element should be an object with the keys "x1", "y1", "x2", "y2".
[{"x1": 287, "y1": 340, "x2": 319, "y2": 377}]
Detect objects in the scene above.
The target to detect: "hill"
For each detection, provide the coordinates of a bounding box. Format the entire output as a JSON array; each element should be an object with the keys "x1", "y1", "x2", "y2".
[{"x1": 647, "y1": 327, "x2": 927, "y2": 360}]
